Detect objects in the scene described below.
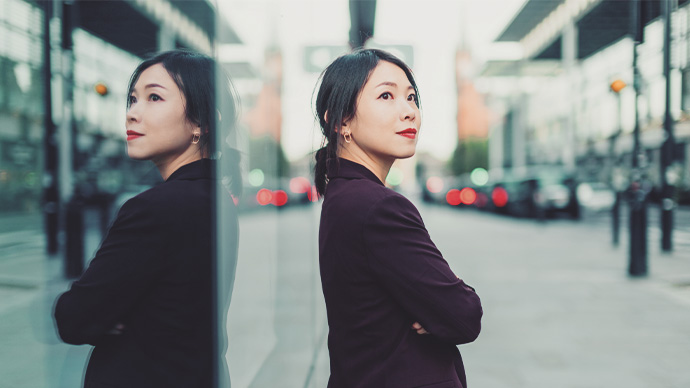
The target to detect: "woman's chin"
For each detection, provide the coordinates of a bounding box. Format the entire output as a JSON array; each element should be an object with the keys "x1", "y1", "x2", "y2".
[
  {"x1": 126, "y1": 150, "x2": 149, "y2": 161},
  {"x1": 396, "y1": 148, "x2": 416, "y2": 160}
]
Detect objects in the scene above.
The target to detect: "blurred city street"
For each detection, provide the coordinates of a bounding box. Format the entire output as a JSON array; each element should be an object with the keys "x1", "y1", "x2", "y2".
[
  {"x1": 425, "y1": 204, "x2": 690, "y2": 388},
  {"x1": 3, "y1": 0, "x2": 690, "y2": 386},
  {"x1": 1, "y1": 202, "x2": 690, "y2": 387}
]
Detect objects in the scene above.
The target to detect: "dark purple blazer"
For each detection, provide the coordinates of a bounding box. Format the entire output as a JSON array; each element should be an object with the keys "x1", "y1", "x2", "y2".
[
  {"x1": 319, "y1": 158, "x2": 482, "y2": 388},
  {"x1": 54, "y1": 159, "x2": 237, "y2": 388}
]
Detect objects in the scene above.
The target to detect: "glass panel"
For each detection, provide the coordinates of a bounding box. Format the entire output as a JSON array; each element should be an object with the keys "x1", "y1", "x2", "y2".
[
  {"x1": 0, "y1": 1, "x2": 47, "y2": 387},
  {"x1": 681, "y1": 69, "x2": 690, "y2": 112},
  {"x1": 0, "y1": 25, "x2": 5, "y2": 60},
  {"x1": 1, "y1": 0, "x2": 43, "y2": 67},
  {"x1": 7, "y1": 0, "x2": 38, "y2": 34},
  {"x1": 216, "y1": 2, "x2": 330, "y2": 386}
]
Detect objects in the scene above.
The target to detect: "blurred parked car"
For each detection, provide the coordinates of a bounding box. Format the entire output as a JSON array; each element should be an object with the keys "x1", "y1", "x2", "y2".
[
  {"x1": 487, "y1": 168, "x2": 579, "y2": 219},
  {"x1": 239, "y1": 176, "x2": 316, "y2": 211},
  {"x1": 421, "y1": 175, "x2": 455, "y2": 204},
  {"x1": 576, "y1": 182, "x2": 616, "y2": 212},
  {"x1": 534, "y1": 178, "x2": 573, "y2": 218},
  {"x1": 529, "y1": 172, "x2": 579, "y2": 219}
]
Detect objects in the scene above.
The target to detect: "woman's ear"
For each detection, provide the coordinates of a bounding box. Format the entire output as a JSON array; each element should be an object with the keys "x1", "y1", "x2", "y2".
[{"x1": 191, "y1": 123, "x2": 202, "y2": 142}]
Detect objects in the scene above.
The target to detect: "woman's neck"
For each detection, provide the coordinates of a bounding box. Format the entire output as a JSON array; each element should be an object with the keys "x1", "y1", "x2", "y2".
[
  {"x1": 338, "y1": 149, "x2": 393, "y2": 185},
  {"x1": 155, "y1": 150, "x2": 204, "y2": 181}
]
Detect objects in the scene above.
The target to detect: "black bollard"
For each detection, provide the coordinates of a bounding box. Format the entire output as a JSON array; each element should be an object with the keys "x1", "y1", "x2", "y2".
[
  {"x1": 612, "y1": 191, "x2": 620, "y2": 246},
  {"x1": 65, "y1": 198, "x2": 84, "y2": 279},
  {"x1": 628, "y1": 186, "x2": 647, "y2": 277}
]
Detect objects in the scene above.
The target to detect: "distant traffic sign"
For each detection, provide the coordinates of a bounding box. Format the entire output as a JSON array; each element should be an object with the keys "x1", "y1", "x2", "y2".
[
  {"x1": 303, "y1": 44, "x2": 414, "y2": 73},
  {"x1": 303, "y1": 45, "x2": 349, "y2": 73}
]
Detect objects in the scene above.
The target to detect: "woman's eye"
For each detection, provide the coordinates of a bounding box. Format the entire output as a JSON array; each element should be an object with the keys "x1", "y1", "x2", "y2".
[
  {"x1": 407, "y1": 94, "x2": 417, "y2": 102},
  {"x1": 379, "y1": 92, "x2": 392, "y2": 100},
  {"x1": 149, "y1": 94, "x2": 162, "y2": 102},
  {"x1": 128, "y1": 95, "x2": 137, "y2": 105}
]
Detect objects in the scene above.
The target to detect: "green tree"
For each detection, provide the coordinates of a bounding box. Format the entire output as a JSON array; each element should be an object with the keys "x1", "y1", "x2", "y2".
[
  {"x1": 249, "y1": 135, "x2": 290, "y2": 177},
  {"x1": 449, "y1": 138, "x2": 488, "y2": 176}
]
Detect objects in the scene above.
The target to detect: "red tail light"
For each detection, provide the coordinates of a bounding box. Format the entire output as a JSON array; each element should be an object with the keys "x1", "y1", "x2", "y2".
[
  {"x1": 256, "y1": 188, "x2": 273, "y2": 206},
  {"x1": 459, "y1": 188, "x2": 476, "y2": 205},
  {"x1": 289, "y1": 177, "x2": 311, "y2": 193},
  {"x1": 475, "y1": 192, "x2": 488, "y2": 208},
  {"x1": 272, "y1": 190, "x2": 288, "y2": 206},
  {"x1": 446, "y1": 189, "x2": 461, "y2": 206},
  {"x1": 426, "y1": 177, "x2": 444, "y2": 193},
  {"x1": 492, "y1": 187, "x2": 509, "y2": 207}
]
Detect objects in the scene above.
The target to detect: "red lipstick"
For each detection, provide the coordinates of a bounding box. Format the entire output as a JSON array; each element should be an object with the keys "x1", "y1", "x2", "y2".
[
  {"x1": 396, "y1": 128, "x2": 417, "y2": 139},
  {"x1": 126, "y1": 130, "x2": 143, "y2": 141}
]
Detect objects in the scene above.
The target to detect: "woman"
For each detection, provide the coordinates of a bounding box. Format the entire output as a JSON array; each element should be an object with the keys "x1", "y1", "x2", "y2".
[
  {"x1": 54, "y1": 50, "x2": 239, "y2": 388},
  {"x1": 315, "y1": 49, "x2": 483, "y2": 388}
]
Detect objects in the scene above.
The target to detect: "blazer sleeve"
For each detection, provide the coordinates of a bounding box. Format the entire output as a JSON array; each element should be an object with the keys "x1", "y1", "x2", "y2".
[
  {"x1": 54, "y1": 195, "x2": 172, "y2": 346},
  {"x1": 362, "y1": 195, "x2": 482, "y2": 345}
]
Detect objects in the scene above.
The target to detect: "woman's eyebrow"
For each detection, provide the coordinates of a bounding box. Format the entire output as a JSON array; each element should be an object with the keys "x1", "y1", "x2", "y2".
[
  {"x1": 131, "y1": 83, "x2": 167, "y2": 94},
  {"x1": 375, "y1": 81, "x2": 397, "y2": 88},
  {"x1": 144, "y1": 83, "x2": 167, "y2": 90},
  {"x1": 375, "y1": 81, "x2": 414, "y2": 90}
]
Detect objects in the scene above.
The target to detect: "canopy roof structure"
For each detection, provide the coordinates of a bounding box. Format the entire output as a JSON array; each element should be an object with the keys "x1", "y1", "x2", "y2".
[
  {"x1": 496, "y1": 0, "x2": 566, "y2": 44},
  {"x1": 496, "y1": 0, "x2": 689, "y2": 60},
  {"x1": 66, "y1": 0, "x2": 240, "y2": 57}
]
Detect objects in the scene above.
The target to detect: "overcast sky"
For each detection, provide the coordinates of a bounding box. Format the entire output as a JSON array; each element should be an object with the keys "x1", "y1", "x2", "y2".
[{"x1": 219, "y1": 0, "x2": 526, "y2": 161}]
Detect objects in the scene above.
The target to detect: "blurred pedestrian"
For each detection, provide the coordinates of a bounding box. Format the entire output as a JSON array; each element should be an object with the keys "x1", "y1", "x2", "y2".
[
  {"x1": 54, "y1": 49, "x2": 240, "y2": 388},
  {"x1": 314, "y1": 48, "x2": 483, "y2": 388}
]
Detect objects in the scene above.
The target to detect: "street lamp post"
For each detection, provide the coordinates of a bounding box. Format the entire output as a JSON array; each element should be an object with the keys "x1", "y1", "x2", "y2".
[
  {"x1": 660, "y1": 0, "x2": 676, "y2": 252},
  {"x1": 628, "y1": 0, "x2": 648, "y2": 277},
  {"x1": 61, "y1": 0, "x2": 84, "y2": 279},
  {"x1": 609, "y1": 80, "x2": 625, "y2": 246},
  {"x1": 42, "y1": 2, "x2": 60, "y2": 255},
  {"x1": 349, "y1": 0, "x2": 377, "y2": 48}
]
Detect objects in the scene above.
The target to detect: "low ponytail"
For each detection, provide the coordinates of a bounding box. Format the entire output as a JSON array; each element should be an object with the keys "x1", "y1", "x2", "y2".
[{"x1": 314, "y1": 146, "x2": 329, "y2": 198}]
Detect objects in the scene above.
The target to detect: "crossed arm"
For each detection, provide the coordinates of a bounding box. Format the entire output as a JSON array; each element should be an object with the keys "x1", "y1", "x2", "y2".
[
  {"x1": 363, "y1": 195, "x2": 482, "y2": 345},
  {"x1": 54, "y1": 197, "x2": 169, "y2": 345}
]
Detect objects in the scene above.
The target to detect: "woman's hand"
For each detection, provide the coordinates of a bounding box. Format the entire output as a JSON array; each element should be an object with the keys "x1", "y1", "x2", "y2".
[
  {"x1": 107, "y1": 323, "x2": 126, "y2": 335},
  {"x1": 411, "y1": 321, "x2": 428, "y2": 335},
  {"x1": 410, "y1": 278, "x2": 465, "y2": 335}
]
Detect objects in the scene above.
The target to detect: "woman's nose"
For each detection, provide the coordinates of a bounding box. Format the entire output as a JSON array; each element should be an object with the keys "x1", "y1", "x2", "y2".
[
  {"x1": 126, "y1": 105, "x2": 140, "y2": 123},
  {"x1": 400, "y1": 101, "x2": 416, "y2": 121}
]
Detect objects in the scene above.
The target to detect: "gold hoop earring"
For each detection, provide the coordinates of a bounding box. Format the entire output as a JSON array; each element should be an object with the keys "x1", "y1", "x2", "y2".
[
  {"x1": 192, "y1": 133, "x2": 200, "y2": 145},
  {"x1": 343, "y1": 132, "x2": 352, "y2": 144}
]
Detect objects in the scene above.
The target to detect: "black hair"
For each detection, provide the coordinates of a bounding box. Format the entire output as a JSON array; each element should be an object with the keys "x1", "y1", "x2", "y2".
[
  {"x1": 313, "y1": 48, "x2": 420, "y2": 197},
  {"x1": 127, "y1": 49, "x2": 241, "y2": 194}
]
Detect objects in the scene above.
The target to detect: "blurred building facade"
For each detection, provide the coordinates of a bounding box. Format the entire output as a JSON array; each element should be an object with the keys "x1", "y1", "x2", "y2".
[
  {"x1": 0, "y1": 0, "x2": 239, "y2": 246},
  {"x1": 449, "y1": 47, "x2": 491, "y2": 178},
  {"x1": 481, "y1": 0, "x2": 690, "y2": 202},
  {"x1": 0, "y1": 0, "x2": 45, "y2": 214}
]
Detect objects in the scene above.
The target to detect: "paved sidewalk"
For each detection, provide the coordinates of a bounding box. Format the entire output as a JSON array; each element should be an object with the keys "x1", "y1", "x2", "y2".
[
  {"x1": 2, "y1": 205, "x2": 689, "y2": 387},
  {"x1": 421, "y1": 205, "x2": 690, "y2": 388},
  {"x1": 0, "y1": 212, "x2": 103, "y2": 388}
]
